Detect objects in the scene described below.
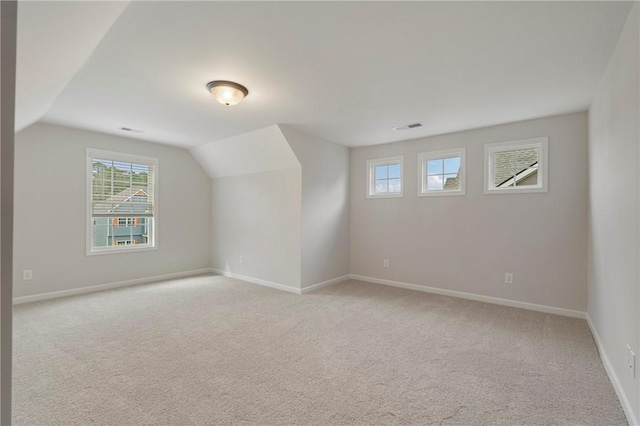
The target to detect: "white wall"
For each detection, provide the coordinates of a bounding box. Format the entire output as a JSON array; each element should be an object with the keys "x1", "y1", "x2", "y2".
[
  {"x1": 13, "y1": 123, "x2": 212, "y2": 298},
  {"x1": 350, "y1": 112, "x2": 588, "y2": 312},
  {"x1": 280, "y1": 126, "x2": 350, "y2": 288},
  {"x1": 211, "y1": 168, "x2": 302, "y2": 289},
  {"x1": 588, "y1": 3, "x2": 639, "y2": 423}
]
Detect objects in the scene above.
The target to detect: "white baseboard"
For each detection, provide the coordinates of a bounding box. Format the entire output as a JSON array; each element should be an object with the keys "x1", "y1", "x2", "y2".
[
  {"x1": 587, "y1": 314, "x2": 639, "y2": 426},
  {"x1": 13, "y1": 268, "x2": 214, "y2": 305},
  {"x1": 349, "y1": 274, "x2": 586, "y2": 319},
  {"x1": 211, "y1": 268, "x2": 301, "y2": 294},
  {"x1": 300, "y1": 275, "x2": 350, "y2": 294}
]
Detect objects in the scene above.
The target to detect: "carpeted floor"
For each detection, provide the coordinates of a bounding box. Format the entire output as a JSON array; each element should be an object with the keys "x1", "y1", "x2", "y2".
[{"x1": 13, "y1": 275, "x2": 626, "y2": 425}]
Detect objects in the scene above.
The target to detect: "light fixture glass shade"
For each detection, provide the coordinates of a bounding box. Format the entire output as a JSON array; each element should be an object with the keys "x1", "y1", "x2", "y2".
[{"x1": 206, "y1": 81, "x2": 249, "y2": 106}]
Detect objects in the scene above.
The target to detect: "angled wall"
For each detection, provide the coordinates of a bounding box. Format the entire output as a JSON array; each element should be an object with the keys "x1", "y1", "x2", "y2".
[
  {"x1": 193, "y1": 125, "x2": 349, "y2": 291},
  {"x1": 192, "y1": 125, "x2": 303, "y2": 290},
  {"x1": 280, "y1": 126, "x2": 350, "y2": 289},
  {"x1": 588, "y1": 4, "x2": 639, "y2": 423}
]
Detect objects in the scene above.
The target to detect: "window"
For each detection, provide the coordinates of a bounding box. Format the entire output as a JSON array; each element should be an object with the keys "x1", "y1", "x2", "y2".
[
  {"x1": 367, "y1": 156, "x2": 403, "y2": 198},
  {"x1": 87, "y1": 149, "x2": 157, "y2": 254},
  {"x1": 418, "y1": 148, "x2": 466, "y2": 196},
  {"x1": 484, "y1": 137, "x2": 548, "y2": 194}
]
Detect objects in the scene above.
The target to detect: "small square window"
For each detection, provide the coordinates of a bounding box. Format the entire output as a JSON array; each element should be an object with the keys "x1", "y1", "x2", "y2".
[
  {"x1": 418, "y1": 148, "x2": 466, "y2": 196},
  {"x1": 367, "y1": 156, "x2": 403, "y2": 198},
  {"x1": 484, "y1": 137, "x2": 548, "y2": 194}
]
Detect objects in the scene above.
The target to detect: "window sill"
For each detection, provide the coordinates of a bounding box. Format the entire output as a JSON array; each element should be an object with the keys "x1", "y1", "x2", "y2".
[
  {"x1": 86, "y1": 246, "x2": 158, "y2": 256},
  {"x1": 484, "y1": 186, "x2": 547, "y2": 195},
  {"x1": 418, "y1": 190, "x2": 465, "y2": 197},
  {"x1": 366, "y1": 193, "x2": 404, "y2": 199}
]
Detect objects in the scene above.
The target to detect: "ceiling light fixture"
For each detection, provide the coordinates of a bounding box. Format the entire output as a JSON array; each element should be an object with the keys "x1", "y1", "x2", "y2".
[{"x1": 206, "y1": 80, "x2": 249, "y2": 106}]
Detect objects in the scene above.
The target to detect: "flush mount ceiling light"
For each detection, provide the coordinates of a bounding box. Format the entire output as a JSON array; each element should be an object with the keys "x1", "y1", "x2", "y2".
[{"x1": 206, "y1": 80, "x2": 249, "y2": 106}]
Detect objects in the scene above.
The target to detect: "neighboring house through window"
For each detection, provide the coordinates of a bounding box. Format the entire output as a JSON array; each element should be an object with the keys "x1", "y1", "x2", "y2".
[
  {"x1": 484, "y1": 137, "x2": 548, "y2": 194},
  {"x1": 117, "y1": 217, "x2": 137, "y2": 227},
  {"x1": 87, "y1": 149, "x2": 158, "y2": 254},
  {"x1": 367, "y1": 155, "x2": 404, "y2": 198},
  {"x1": 418, "y1": 148, "x2": 466, "y2": 196}
]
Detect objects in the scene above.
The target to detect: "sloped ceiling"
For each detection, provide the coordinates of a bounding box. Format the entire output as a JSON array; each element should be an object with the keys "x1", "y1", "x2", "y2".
[
  {"x1": 17, "y1": 2, "x2": 633, "y2": 147},
  {"x1": 15, "y1": 1, "x2": 129, "y2": 132},
  {"x1": 190, "y1": 125, "x2": 299, "y2": 179}
]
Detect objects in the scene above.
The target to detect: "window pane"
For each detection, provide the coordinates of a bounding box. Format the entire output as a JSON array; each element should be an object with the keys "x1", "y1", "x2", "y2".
[
  {"x1": 427, "y1": 159, "x2": 443, "y2": 175},
  {"x1": 443, "y1": 157, "x2": 460, "y2": 174},
  {"x1": 388, "y1": 163, "x2": 401, "y2": 178},
  {"x1": 443, "y1": 174, "x2": 461, "y2": 190},
  {"x1": 515, "y1": 148, "x2": 539, "y2": 171},
  {"x1": 514, "y1": 166, "x2": 539, "y2": 187},
  {"x1": 93, "y1": 216, "x2": 151, "y2": 248},
  {"x1": 388, "y1": 178, "x2": 401, "y2": 193},
  {"x1": 493, "y1": 151, "x2": 516, "y2": 186},
  {"x1": 427, "y1": 175, "x2": 444, "y2": 191},
  {"x1": 375, "y1": 179, "x2": 387, "y2": 193},
  {"x1": 375, "y1": 165, "x2": 388, "y2": 179}
]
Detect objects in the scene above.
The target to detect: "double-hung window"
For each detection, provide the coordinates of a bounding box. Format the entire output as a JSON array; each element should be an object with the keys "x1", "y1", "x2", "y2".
[
  {"x1": 87, "y1": 149, "x2": 158, "y2": 254},
  {"x1": 418, "y1": 148, "x2": 466, "y2": 196},
  {"x1": 367, "y1": 156, "x2": 403, "y2": 198},
  {"x1": 484, "y1": 137, "x2": 548, "y2": 194}
]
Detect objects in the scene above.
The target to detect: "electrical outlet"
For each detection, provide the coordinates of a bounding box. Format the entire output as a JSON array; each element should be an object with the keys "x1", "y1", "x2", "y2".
[
  {"x1": 627, "y1": 345, "x2": 636, "y2": 377},
  {"x1": 504, "y1": 273, "x2": 513, "y2": 284},
  {"x1": 383, "y1": 259, "x2": 390, "y2": 268},
  {"x1": 239, "y1": 255, "x2": 243, "y2": 264},
  {"x1": 23, "y1": 270, "x2": 33, "y2": 281}
]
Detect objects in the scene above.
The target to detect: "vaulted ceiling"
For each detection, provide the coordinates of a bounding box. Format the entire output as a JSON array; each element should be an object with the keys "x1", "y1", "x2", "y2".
[{"x1": 16, "y1": 1, "x2": 634, "y2": 148}]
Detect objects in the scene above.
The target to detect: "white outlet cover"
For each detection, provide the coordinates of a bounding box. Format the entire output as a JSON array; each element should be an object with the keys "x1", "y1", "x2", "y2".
[{"x1": 627, "y1": 345, "x2": 636, "y2": 377}]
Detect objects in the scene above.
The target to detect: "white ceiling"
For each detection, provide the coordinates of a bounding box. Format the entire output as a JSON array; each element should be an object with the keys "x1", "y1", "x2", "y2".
[
  {"x1": 18, "y1": 1, "x2": 633, "y2": 148},
  {"x1": 15, "y1": 1, "x2": 129, "y2": 132}
]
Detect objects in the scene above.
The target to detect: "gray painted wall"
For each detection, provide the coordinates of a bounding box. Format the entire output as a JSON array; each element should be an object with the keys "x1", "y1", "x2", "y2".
[
  {"x1": 211, "y1": 167, "x2": 302, "y2": 289},
  {"x1": 0, "y1": 1, "x2": 17, "y2": 422},
  {"x1": 350, "y1": 112, "x2": 588, "y2": 312},
  {"x1": 13, "y1": 123, "x2": 212, "y2": 298},
  {"x1": 280, "y1": 126, "x2": 350, "y2": 288},
  {"x1": 588, "y1": 3, "x2": 639, "y2": 421}
]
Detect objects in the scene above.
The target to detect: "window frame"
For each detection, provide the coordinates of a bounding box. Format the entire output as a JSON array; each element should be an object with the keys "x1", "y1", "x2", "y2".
[
  {"x1": 86, "y1": 148, "x2": 159, "y2": 256},
  {"x1": 418, "y1": 148, "x2": 466, "y2": 197},
  {"x1": 366, "y1": 155, "x2": 404, "y2": 199},
  {"x1": 484, "y1": 137, "x2": 548, "y2": 194}
]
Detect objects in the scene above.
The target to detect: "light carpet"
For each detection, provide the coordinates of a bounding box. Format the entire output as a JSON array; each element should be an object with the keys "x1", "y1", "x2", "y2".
[{"x1": 13, "y1": 275, "x2": 627, "y2": 425}]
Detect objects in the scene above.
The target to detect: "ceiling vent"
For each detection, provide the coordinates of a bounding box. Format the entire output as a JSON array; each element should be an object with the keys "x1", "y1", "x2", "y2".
[
  {"x1": 119, "y1": 126, "x2": 144, "y2": 134},
  {"x1": 393, "y1": 123, "x2": 422, "y2": 131}
]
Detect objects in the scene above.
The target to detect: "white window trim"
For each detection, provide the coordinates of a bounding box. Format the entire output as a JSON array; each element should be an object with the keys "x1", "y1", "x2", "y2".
[
  {"x1": 418, "y1": 148, "x2": 466, "y2": 197},
  {"x1": 86, "y1": 148, "x2": 159, "y2": 256},
  {"x1": 366, "y1": 155, "x2": 404, "y2": 199},
  {"x1": 484, "y1": 137, "x2": 548, "y2": 194}
]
